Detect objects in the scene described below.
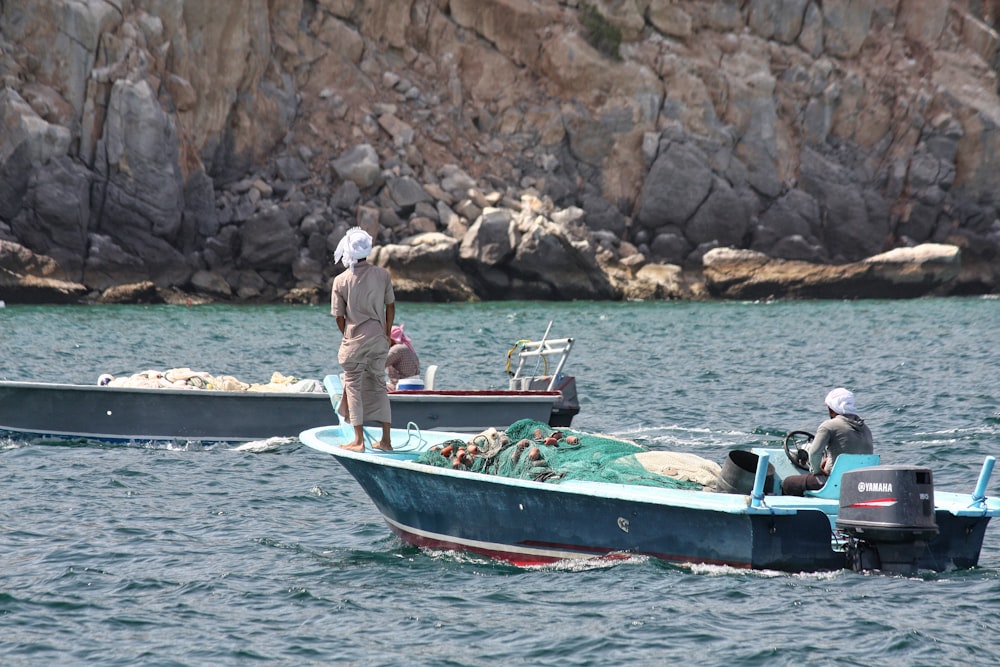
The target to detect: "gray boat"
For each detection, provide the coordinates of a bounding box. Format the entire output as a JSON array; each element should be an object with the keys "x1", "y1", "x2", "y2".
[{"x1": 0, "y1": 335, "x2": 579, "y2": 443}]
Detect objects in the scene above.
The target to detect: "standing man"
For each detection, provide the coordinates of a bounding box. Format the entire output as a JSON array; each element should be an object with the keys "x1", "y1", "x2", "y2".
[{"x1": 331, "y1": 226, "x2": 394, "y2": 452}]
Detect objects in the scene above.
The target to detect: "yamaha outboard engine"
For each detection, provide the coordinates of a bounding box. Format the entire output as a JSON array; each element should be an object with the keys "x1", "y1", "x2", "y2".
[{"x1": 836, "y1": 466, "x2": 938, "y2": 575}]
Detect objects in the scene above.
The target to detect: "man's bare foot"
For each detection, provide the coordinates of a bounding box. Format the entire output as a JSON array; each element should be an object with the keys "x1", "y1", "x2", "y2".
[
  {"x1": 340, "y1": 441, "x2": 365, "y2": 452},
  {"x1": 372, "y1": 440, "x2": 393, "y2": 451}
]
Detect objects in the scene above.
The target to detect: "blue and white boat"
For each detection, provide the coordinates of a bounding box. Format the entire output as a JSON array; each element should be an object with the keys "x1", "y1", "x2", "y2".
[{"x1": 300, "y1": 411, "x2": 1000, "y2": 575}]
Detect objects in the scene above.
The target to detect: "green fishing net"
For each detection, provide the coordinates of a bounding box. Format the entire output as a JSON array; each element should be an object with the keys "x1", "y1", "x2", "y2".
[{"x1": 415, "y1": 418, "x2": 702, "y2": 490}]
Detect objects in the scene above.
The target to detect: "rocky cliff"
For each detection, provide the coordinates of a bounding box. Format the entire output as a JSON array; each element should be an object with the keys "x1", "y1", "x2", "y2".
[{"x1": 2, "y1": 0, "x2": 999, "y2": 304}]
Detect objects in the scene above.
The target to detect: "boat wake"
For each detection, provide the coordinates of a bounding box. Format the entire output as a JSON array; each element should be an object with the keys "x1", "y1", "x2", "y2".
[
  {"x1": 528, "y1": 553, "x2": 652, "y2": 572},
  {"x1": 229, "y1": 436, "x2": 299, "y2": 453},
  {"x1": 419, "y1": 547, "x2": 652, "y2": 572},
  {"x1": 685, "y1": 562, "x2": 843, "y2": 580},
  {"x1": 6, "y1": 434, "x2": 304, "y2": 452}
]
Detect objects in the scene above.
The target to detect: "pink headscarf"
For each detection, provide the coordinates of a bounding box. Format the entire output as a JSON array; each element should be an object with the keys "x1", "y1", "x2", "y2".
[{"x1": 390, "y1": 324, "x2": 415, "y2": 352}]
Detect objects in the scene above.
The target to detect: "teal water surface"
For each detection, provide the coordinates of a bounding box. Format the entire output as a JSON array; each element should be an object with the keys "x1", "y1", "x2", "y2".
[{"x1": 2, "y1": 298, "x2": 999, "y2": 666}]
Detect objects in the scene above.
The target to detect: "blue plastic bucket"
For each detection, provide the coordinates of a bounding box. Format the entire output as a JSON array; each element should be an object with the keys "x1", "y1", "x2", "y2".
[{"x1": 396, "y1": 377, "x2": 424, "y2": 391}]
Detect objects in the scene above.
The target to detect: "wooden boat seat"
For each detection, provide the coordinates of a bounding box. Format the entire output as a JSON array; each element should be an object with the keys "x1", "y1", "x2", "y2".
[{"x1": 803, "y1": 453, "x2": 881, "y2": 499}]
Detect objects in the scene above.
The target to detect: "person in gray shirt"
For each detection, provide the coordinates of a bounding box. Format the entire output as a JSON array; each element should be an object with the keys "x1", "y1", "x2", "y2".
[{"x1": 781, "y1": 387, "x2": 874, "y2": 496}]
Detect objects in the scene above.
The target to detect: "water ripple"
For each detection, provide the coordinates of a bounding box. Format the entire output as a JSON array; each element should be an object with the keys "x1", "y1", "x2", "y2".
[{"x1": 2, "y1": 300, "x2": 1000, "y2": 665}]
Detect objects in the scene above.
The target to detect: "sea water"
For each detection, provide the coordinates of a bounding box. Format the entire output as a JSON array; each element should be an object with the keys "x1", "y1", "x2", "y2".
[{"x1": 2, "y1": 298, "x2": 999, "y2": 666}]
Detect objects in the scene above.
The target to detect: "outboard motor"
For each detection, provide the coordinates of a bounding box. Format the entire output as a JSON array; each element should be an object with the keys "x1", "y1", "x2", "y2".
[{"x1": 836, "y1": 465, "x2": 938, "y2": 575}]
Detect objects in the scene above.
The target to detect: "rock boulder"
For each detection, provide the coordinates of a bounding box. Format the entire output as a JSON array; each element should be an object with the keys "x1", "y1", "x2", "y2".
[{"x1": 703, "y1": 244, "x2": 961, "y2": 300}]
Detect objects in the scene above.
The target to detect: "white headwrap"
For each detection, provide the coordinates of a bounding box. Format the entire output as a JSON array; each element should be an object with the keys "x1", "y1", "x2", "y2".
[
  {"x1": 825, "y1": 387, "x2": 857, "y2": 415},
  {"x1": 334, "y1": 227, "x2": 373, "y2": 271}
]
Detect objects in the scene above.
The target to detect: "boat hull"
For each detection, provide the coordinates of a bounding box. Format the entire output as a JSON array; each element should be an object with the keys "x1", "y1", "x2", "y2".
[
  {"x1": 0, "y1": 381, "x2": 569, "y2": 443},
  {"x1": 337, "y1": 454, "x2": 845, "y2": 571}
]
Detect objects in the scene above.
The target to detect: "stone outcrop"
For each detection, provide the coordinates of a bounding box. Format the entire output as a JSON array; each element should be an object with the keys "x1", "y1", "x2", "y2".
[
  {"x1": 374, "y1": 232, "x2": 478, "y2": 302},
  {"x1": 2, "y1": 1, "x2": 1000, "y2": 304},
  {"x1": 0, "y1": 240, "x2": 88, "y2": 303},
  {"x1": 703, "y1": 243, "x2": 962, "y2": 299}
]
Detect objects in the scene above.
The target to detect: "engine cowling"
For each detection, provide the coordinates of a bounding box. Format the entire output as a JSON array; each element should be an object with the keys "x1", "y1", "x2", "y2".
[{"x1": 836, "y1": 465, "x2": 938, "y2": 575}]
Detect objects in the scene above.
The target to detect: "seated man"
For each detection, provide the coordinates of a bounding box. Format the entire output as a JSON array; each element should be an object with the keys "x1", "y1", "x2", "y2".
[
  {"x1": 781, "y1": 387, "x2": 874, "y2": 496},
  {"x1": 386, "y1": 324, "x2": 420, "y2": 390}
]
